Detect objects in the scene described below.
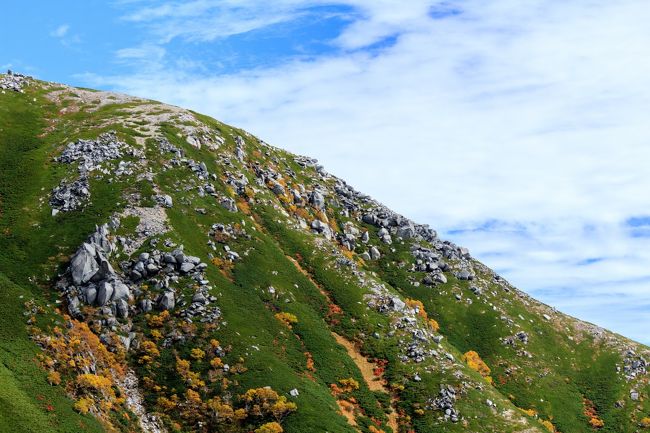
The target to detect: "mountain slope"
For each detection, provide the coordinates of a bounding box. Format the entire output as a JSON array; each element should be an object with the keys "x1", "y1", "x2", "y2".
[{"x1": 0, "y1": 72, "x2": 648, "y2": 433}]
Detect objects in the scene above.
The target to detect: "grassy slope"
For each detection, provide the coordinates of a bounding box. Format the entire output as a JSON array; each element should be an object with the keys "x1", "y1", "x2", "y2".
[{"x1": 0, "y1": 88, "x2": 106, "y2": 432}]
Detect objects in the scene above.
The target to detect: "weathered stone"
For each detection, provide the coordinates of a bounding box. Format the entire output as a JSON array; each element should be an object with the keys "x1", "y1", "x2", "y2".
[
  {"x1": 97, "y1": 281, "x2": 114, "y2": 306},
  {"x1": 115, "y1": 298, "x2": 129, "y2": 318},
  {"x1": 112, "y1": 281, "x2": 131, "y2": 301},
  {"x1": 309, "y1": 190, "x2": 325, "y2": 209},
  {"x1": 159, "y1": 292, "x2": 175, "y2": 310},
  {"x1": 70, "y1": 243, "x2": 98, "y2": 285},
  {"x1": 180, "y1": 262, "x2": 195, "y2": 273}
]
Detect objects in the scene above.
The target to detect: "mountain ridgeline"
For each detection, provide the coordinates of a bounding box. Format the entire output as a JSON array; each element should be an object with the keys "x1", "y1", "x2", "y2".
[{"x1": 0, "y1": 72, "x2": 648, "y2": 433}]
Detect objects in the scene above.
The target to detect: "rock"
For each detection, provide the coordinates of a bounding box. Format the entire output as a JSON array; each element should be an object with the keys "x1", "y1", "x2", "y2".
[
  {"x1": 457, "y1": 270, "x2": 473, "y2": 281},
  {"x1": 220, "y1": 197, "x2": 238, "y2": 212},
  {"x1": 162, "y1": 195, "x2": 173, "y2": 208},
  {"x1": 289, "y1": 388, "x2": 299, "y2": 397},
  {"x1": 94, "y1": 253, "x2": 116, "y2": 281},
  {"x1": 115, "y1": 299, "x2": 129, "y2": 318},
  {"x1": 397, "y1": 223, "x2": 416, "y2": 239},
  {"x1": 631, "y1": 390, "x2": 640, "y2": 401},
  {"x1": 390, "y1": 297, "x2": 406, "y2": 312},
  {"x1": 139, "y1": 299, "x2": 153, "y2": 313},
  {"x1": 360, "y1": 251, "x2": 371, "y2": 261},
  {"x1": 180, "y1": 262, "x2": 195, "y2": 273},
  {"x1": 159, "y1": 291, "x2": 175, "y2": 310},
  {"x1": 309, "y1": 190, "x2": 325, "y2": 209},
  {"x1": 361, "y1": 231, "x2": 370, "y2": 243},
  {"x1": 70, "y1": 243, "x2": 98, "y2": 285},
  {"x1": 84, "y1": 285, "x2": 97, "y2": 305},
  {"x1": 50, "y1": 176, "x2": 90, "y2": 212},
  {"x1": 97, "y1": 281, "x2": 114, "y2": 306},
  {"x1": 112, "y1": 281, "x2": 131, "y2": 301},
  {"x1": 369, "y1": 246, "x2": 381, "y2": 260}
]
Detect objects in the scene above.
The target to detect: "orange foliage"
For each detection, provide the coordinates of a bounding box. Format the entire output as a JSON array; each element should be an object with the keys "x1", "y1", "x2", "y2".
[
  {"x1": 405, "y1": 299, "x2": 428, "y2": 320},
  {"x1": 304, "y1": 352, "x2": 316, "y2": 372},
  {"x1": 462, "y1": 351, "x2": 492, "y2": 383}
]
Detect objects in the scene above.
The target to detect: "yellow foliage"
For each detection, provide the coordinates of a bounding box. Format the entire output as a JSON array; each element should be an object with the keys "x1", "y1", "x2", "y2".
[
  {"x1": 255, "y1": 422, "x2": 284, "y2": 433},
  {"x1": 338, "y1": 378, "x2": 360, "y2": 392},
  {"x1": 147, "y1": 310, "x2": 170, "y2": 328},
  {"x1": 541, "y1": 420, "x2": 556, "y2": 432},
  {"x1": 210, "y1": 339, "x2": 221, "y2": 349},
  {"x1": 210, "y1": 357, "x2": 224, "y2": 368},
  {"x1": 589, "y1": 417, "x2": 604, "y2": 428},
  {"x1": 522, "y1": 408, "x2": 537, "y2": 417},
  {"x1": 428, "y1": 318, "x2": 440, "y2": 332},
  {"x1": 76, "y1": 374, "x2": 112, "y2": 391},
  {"x1": 74, "y1": 397, "x2": 94, "y2": 414},
  {"x1": 206, "y1": 397, "x2": 235, "y2": 421},
  {"x1": 275, "y1": 312, "x2": 298, "y2": 328},
  {"x1": 368, "y1": 426, "x2": 386, "y2": 433},
  {"x1": 241, "y1": 387, "x2": 296, "y2": 421},
  {"x1": 191, "y1": 348, "x2": 206, "y2": 360},
  {"x1": 47, "y1": 370, "x2": 61, "y2": 386},
  {"x1": 157, "y1": 396, "x2": 177, "y2": 411},
  {"x1": 142, "y1": 340, "x2": 160, "y2": 357},
  {"x1": 640, "y1": 417, "x2": 650, "y2": 428}
]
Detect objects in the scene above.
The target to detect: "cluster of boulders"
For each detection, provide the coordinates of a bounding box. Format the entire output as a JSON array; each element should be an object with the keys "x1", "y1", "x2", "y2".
[
  {"x1": 155, "y1": 194, "x2": 173, "y2": 208},
  {"x1": 122, "y1": 248, "x2": 220, "y2": 324},
  {"x1": 50, "y1": 177, "x2": 90, "y2": 213},
  {"x1": 621, "y1": 349, "x2": 647, "y2": 380},
  {"x1": 411, "y1": 245, "x2": 449, "y2": 285},
  {"x1": 234, "y1": 136, "x2": 246, "y2": 162},
  {"x1": 184, "y1": 125, "x2": 225, "y2": 151},
  {"x1": 56, "y1": 132, "x2": 125, "y2": 173},
  {"x1": 503, "y1": 331, "x2": 529, "y2": 346},
  {"x1": 50, "y1": 132, "x2": 128, "y2": 212},
  {"x1": 59, "y1": 217, "x2": 220, "y2": 337},
  {"x1": 59, "y1": 223, "x2": 132, "y2": 324},
  {"x1": 0, "y1": 70, "x2": 30, "y2": 92},
  {"x1": 429, "y1": 385, "x2": 460, "y2": 423}
]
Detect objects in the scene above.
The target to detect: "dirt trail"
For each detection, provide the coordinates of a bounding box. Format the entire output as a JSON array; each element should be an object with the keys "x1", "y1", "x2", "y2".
[{"x1": 286, "y1": 254, "x2": 399, "y2": 432}]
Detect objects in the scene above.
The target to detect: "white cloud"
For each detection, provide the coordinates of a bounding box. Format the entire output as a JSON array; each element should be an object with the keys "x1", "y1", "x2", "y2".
[
  {"x1": 87, "y1": 0, "x2": 650, "y2": 343},
  {"x1": 50, "y1": 24, "x2": 70, "y2": 38}
]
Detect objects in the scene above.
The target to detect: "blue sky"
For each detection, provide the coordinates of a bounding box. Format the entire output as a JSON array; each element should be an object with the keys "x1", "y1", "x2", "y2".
[{"x1": 3, "y1": 1, "x2": 650, "y2": 343}]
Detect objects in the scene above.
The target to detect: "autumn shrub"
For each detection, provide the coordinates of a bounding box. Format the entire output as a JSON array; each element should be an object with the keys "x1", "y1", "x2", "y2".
[
  {"x1": 640, "y1": 417, "x2": 650, "y2": 428},
  {"x1": 255, "y1": 422, "x2": 284, "y2": 433},
  {"x1": 275, "y1": 312, "x2": 298, "y2": 329},
  {"x1": 462, "y1": 351, "x2": 492, "y2": 383}
]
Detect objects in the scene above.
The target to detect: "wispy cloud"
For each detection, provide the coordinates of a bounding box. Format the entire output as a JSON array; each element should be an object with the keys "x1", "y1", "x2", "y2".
[
  {"x1": 50, "y1": 24, "x2": 70, "y2": 38},
  {"x1": 83, "y1": 0, "x2": 650, "y2": 343}
]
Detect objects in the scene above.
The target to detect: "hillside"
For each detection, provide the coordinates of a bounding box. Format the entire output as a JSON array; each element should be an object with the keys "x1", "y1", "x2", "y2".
[{"x1": 0, "y1": 71, "x2": 648, "y2": 433}]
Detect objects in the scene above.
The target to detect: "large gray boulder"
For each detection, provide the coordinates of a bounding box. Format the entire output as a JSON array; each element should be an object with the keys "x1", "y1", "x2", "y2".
[
  {"x1": 70, "y1": 243, "x2": 98, "y2": 285},
  {"x1": 97, "y1": 281, "x2": 114, "y2": 306},
  {"x1": 112, "y1": 280, "x2": 130, "y2": 301},
  {"x1": 84, "y1": 285, "x2": 97, "y2": 305}
]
